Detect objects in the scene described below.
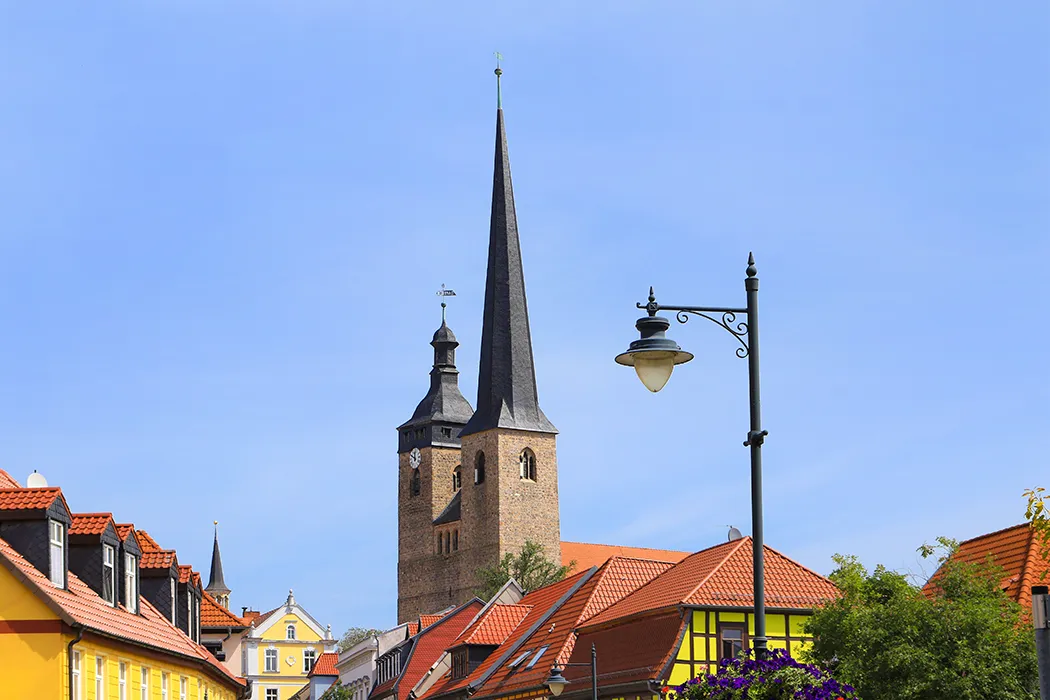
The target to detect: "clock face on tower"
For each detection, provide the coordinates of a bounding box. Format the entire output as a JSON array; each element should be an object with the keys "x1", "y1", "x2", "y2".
[{"x1": 409, "y1": 447, "x2": 422, "y2": 470}]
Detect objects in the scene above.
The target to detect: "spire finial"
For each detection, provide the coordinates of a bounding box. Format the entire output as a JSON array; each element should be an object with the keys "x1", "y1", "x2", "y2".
[
  {"x1": 746, "y1": 252, "x2": 757, "y2": 278},
  {"x1": 494, "y1": 51, "x2": 503, "y2": 109},
  {"x1": 437, "y1": 284, "x2": 456, "y2": 324}
]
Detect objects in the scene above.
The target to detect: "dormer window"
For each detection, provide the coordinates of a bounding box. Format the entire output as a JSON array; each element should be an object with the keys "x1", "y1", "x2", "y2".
[
  {"x1": 286, "y1": 623, "x2": 297, "y2": 640},
  {"x1": 124, "y1": 553, "x2": 138, "y2": 612},
  {"x1": 102, "y1": 544, "x2": 116, "y2": 605},
  {"x1": 48, "y1": 520, "x2": 65, "y2": 588}
]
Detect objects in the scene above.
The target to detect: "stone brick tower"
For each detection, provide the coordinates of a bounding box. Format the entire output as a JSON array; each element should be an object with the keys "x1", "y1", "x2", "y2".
[{"x1": 396, "y1": 72, "x2": 561, "y2": 623}]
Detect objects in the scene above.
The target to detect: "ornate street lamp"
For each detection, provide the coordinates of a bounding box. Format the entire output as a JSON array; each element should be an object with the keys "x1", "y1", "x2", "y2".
[
  {"x1": 545, "y1": 644, "x2": 598, "y2": 700},
  {"x1": 615, "y1": 253, "x2": 770, "y2": 659}
]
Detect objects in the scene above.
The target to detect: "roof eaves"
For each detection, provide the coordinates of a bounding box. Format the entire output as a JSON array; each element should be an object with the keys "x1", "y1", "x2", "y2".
[
  {"x1": 467, "y1": 568, "x2": 598, "y2": 695},
  {"x1": 0, "y1": 541, "x2": 75, "y2": 625}
]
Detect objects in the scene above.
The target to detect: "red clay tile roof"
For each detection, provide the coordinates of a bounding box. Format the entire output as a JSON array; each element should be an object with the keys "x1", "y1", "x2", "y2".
[
  {"x1": 0, "y1": 469, "x2": 21, "y2": 488},
  {"x1": 561, "y1": 542, "x2": 690, "y2": 571},
  {"x1": 423, "y1": 572, "x2": 592, "y2": 700},
  {"x1": 178, "y1": 565, "x2": 194, "y2": 584},
  {"x1": 309, "y1": 652, "x2": 340, "y2": 677},
  {"x1": 135, "y1": 530, "x2": 163, "y2": 551},
  {"x1": 407, "y1": 622, "x2": 420, "y2": 637},
  {"x1": 455, "y1": 604, "x2": 534, "y2": 647},
  {"x1": 474, "y1": 557, "x2": 672, "y2": 698},
  {"x1": 568, "y1": 611, "x2": 686, "y2": 687},
  {"x1": 923, "y1": 522, "x2": 1048, "y2": 611},
  {"x1": 420, "y1": 613, "x2": 445, "y2": 630},
  {"x1": 140, "y1": 550, "x2": 178, "y2": 570},
  {"x1": 247, "y1": 606, "x2": 281, "y2": 630},
  {"x1": 582, "y1": 538, "x2": 839, "y2": 630},
  {"x1": 0, "y1": 536, "x2": 244, "y2": 690},
  {"x1": 191, "y1": 570, "x2": 202, "y2": 587},
  {"x1": 70, "y1": 513, "x2": 115, "y2": 536},
  {"x1": 392, "y1": 601, "x2": 483, "y2": 700},
  {"x1": 114, "y1": 523, "x2": 136, "y2": 542},
  {"x1": 0, "y1": 486, "x2": 65, "y2": 512},
  {"x1": 201, "y1": 590, "x2": 248, "y2": 629}
]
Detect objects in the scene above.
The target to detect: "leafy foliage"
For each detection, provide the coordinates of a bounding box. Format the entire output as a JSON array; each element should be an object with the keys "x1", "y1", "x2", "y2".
[
  {"x1": 338, "y1": 626, "x2": 382, "y2": 653},
  {"x1": 474, "y1": 540, "x2": 574, "y2": 600},
  {"x1": 664, "y1": 648, "x2": 858, "y2": 700},
  {"x1": 803, "y1": 539, "x2": 1038, "y2": 700},
  {"x1": 319, "y1": 682, "x2": 353, "y2": 700},
  {"x1": 1024, "y1": 487, "x2": 1049, "y2": 580}
]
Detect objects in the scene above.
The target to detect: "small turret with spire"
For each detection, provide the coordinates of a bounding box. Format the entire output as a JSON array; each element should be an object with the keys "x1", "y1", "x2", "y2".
[
  {"x1": 397, "y1": 302, "x2": 475, "y2": 451},
  {"x1": 205, "y1": 521, "x2": 231, "y2": 609}
]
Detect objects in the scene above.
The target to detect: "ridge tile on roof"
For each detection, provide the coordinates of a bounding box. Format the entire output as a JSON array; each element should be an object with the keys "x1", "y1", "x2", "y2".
[{"x1": 0, "y1": 469, "x2": 21, "y2": 488}]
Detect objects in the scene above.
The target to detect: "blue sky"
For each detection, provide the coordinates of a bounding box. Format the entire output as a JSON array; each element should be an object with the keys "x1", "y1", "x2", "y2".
[{"x1": 0, "y1": 2, "x2": 1047, "y2": 632}]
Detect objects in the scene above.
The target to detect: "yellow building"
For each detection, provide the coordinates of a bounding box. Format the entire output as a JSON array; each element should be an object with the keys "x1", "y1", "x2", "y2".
[
  {"x1": 241, "y1": 590, "x2": 337, "y2": 700},
  {"x1": 0, "y1": 470, "x2": 246, "y2": 699}
]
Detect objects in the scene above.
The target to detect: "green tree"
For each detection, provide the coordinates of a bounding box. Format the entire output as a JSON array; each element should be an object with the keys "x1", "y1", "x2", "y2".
[
  {"x1": 474, "y1": 541, "x2": 575, "y2": 600},
  {"x1": 338, "y1": 626, "x2": 382, "y2": 653},
  {"x1": 320, "y1": 682, "x2": 353, "y2": 700},
  {"x1": 803, "y1": 538, "x2": 1038, "y2": 700},
  {"x1": 1024, "y1": 487, "x2": 1049, "y2": 579}
]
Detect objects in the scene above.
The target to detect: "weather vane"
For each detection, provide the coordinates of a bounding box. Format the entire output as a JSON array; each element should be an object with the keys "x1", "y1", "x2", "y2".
[{"x1": 437, "y1": 284, "x2": 457, "y2": 322}]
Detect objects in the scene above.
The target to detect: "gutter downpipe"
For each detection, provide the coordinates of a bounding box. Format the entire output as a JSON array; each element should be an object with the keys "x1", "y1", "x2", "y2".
[{"x1": 67, "y1": 625, "x2": 84, "y2": 700}]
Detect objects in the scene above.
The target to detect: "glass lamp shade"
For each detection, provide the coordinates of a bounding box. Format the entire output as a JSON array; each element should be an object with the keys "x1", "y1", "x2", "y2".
[
  {"x1": 546, "y1": 668, "x2": 569, "y2": 696},
  {"x1": 632, "y1": 351, "x2": 678, "y2": 392}
]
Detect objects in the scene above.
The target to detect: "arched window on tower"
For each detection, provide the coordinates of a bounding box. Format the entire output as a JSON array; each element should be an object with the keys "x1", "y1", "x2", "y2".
[
  {"x1": 410, "y1": 470, "x2": 421, "y2": 497},
  {"x1": 474, "y1": 453, "x2": 485, "y2": 485},
  {"x1": 452, "y1": 530, "x2": 459, "y2": 551},
  {"x1": 519, "y1": 448, "x2": 537, "y2": 482},
  {"x1": 452, "y1": 466, "x2": 462, "y2": 492}
]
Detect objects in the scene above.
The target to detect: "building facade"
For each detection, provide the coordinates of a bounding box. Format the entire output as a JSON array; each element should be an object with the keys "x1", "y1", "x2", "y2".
[
  {"x1": 397, "y1": 74, "x2": 562, "y2": 623},
  {"x1": 0, "y1": 470, "x2": 245, "y2": 699},
  {"x1": 243, "y1": 590, "x2": 338, "y2": 700}
]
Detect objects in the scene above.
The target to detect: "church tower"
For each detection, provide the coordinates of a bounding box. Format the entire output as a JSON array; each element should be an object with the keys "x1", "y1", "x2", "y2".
[{"x1": 396, "y1": 68, "x2": 561, "y2": 623}]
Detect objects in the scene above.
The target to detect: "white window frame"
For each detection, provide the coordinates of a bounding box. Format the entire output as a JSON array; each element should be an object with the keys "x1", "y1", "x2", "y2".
[
  {"x1": 119, "y1": 661, "x2": 127, "y2": 700},
  {"x1": 187, "y1": 592, "x2": 193, "y2": 634},
  {"x1": 179, "y1": 677, "x2": 188, "y2": 700},
  {"x1": 103, "y1": 544, "x2": 116, "y2": 605},
  {"x1": 286, "y1": 623, "x2": 296, "y2": 640},
  {"x1": 124, "y1": 552, "x2": 138, "y2": 612},
  {"x1": 161, "y1": 671, "x2": 169, "y2": 700},
  {"x1": 71, "y1": 650, "x2": 81, "y2": 700},
  {"x1": 194, "y1": 595, "x2": 201, "y2": 642},
  {"x1": 140, "y1": 666, "x2": 149, "y2": 700},
  {"x1": 265, "y1": 647, "x2": 279, "y2": 673},
  {"x1": 49, "y1": 520, "x2": 65, "y2": 588},
  {"x1": 304, "y1": 647, "x2": 317, "y2": 674},
  {"x1": 95, "y1": 656, "x2": 106, "y2": 698},
  {"x1": 169, "y1": 577, "x2": 176, "y2": 625},
  {"x1": 265, "y1": 689, "x2": 279, "y2": 700}
]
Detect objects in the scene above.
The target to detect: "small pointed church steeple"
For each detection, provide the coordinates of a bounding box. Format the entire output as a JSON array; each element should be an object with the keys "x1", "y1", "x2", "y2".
[
  {"x1": 461, "y1": 65, "x2": 556, "y2": 437},
  {"x1": 206, "y1": 521, "x2": 231, "y2": 608}
]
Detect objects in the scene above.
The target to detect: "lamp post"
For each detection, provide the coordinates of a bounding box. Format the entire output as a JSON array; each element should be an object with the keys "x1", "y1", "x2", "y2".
[
  {"x1": 1033, "y1": 585, "x2": 1050, "y2": 700},
  {"x1": 545, "y1": 644, "x2": 598, "y2": 700},
  {"x1": 614, "y1": 253, "x2": 768, "y2": 660}
]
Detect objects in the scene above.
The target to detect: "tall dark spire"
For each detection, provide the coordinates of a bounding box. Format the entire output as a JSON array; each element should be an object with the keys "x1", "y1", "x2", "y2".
[
  {"x1": 460, "y1": 72, "x2": 556, "y2": 437},
  {"x1": 206, "y1": 522, "x2": 230, "y2": 601}
]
